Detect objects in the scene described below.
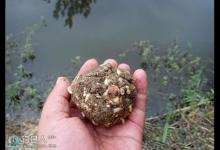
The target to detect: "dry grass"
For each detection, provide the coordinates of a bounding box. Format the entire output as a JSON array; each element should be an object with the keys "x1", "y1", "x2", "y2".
[
  {"x1": 5, "y1": 102, "x2": 214, "y2": 150},
  {"x1": 143, "y1": 101, "x2": 214, "y2": 150}
]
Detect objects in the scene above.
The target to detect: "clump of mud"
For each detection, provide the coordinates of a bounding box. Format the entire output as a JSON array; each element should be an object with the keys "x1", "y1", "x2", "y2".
[{"x1": 67, "y1": 63, "x2": 136, "y2": 127}]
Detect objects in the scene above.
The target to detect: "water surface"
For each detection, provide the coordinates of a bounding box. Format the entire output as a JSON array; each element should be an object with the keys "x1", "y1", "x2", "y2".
[{"x1": 6, "y1": 0, "x2": 214, "y2": 120}]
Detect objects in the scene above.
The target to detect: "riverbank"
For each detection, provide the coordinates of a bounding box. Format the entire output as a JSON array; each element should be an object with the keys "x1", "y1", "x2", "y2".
[
  {"x1": 6, "y1": 101, "x2": 213, "y2": 150},
  {"x1": 143, "y1": 101, "x2": 214, "y2": 149}
]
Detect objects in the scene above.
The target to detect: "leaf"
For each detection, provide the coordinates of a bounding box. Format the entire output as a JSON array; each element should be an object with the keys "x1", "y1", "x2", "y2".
[{"x1": 162, "y1": 112, "x2": 171, "y2": 143}]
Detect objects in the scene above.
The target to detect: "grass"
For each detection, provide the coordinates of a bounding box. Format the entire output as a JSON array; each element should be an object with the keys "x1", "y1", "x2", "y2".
[
  {"x1": 5, "y1": 101, "x2": 214, "y2": 150},
  {"x1": 143, "y1": 101, "x2": 214, "y2": 150},
  {"x1": 161, "y1": 112, "x2": 172, "y2": 143}
]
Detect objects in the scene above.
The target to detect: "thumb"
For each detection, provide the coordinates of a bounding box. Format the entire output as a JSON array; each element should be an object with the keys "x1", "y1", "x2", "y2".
[
  {"x1": 41, "y1": 77, "x2": 71, "y2": 120},
  {"x1": 49, "y1": 77, "x2": 70, "y2": 100}
]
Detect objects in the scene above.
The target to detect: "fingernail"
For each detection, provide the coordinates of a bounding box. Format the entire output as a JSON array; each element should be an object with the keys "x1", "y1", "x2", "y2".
[
  {"x1": 104, "y1": 59, "x2": 118, "y2": 67},
  {"x1": 56, "y1": 77, "x2": 69, "y2": 85}
]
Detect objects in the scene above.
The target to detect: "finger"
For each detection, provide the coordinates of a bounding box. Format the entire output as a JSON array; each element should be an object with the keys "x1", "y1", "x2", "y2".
[
  {"x1": 77, "y1": 58, "x2": 99, "y2": 76},
  {"x1": 41, "y1": 77, "x2": 71, "y2": 120},
  {"x1": 104, "y1": 58, "x2": 118, "y2": 67},
  {"x1": 128, "y1": 69, "x2": 148, "y2": 129},
  {"x1": 133, "y1": 69, "x2": 148, "y2": 111},
  {"x1": 50, "y1": 77, "x2": 70, "y2": 100},
  {"x1": 118, "y1": 63, "x2": 131, "y2": 73}
]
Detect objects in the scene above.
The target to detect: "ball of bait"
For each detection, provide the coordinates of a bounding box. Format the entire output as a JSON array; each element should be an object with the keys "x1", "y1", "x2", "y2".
[{"x1": 67, "y1": 63, "x2": 136, "y2": 127}]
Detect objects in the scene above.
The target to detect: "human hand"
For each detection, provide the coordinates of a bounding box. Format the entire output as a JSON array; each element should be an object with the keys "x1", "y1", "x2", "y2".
[{"x1": 38, "y1": 58, "x2": 148, "y2": 150}]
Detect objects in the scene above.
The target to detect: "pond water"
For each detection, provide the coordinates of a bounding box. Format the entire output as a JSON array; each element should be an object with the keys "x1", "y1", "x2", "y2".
[{"x1": 6, "y1": 0, "x2": 214, "y2": 121}]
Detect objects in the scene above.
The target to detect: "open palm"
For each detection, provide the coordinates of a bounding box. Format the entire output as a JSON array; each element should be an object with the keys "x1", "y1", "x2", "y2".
[{"x1": 38, "y1": 58, "x2": 147, "y2": 150}]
